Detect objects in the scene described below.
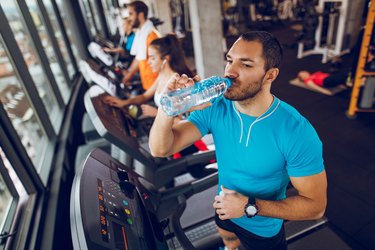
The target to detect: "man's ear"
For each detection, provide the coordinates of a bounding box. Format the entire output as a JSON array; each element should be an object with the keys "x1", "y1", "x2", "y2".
[{"x1": 266, "y1": 68, "x2": 279, "y2": 83}]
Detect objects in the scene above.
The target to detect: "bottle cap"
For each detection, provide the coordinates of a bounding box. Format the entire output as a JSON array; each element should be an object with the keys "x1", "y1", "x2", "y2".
[{"x1": 224, "y1": 78, "x2": 232, "y2": 87}]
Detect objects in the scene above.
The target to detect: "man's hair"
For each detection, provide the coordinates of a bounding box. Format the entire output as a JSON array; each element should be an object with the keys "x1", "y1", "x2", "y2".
[
  {"x1": 129, "y1": 1, "x2": 149, "y2": 19},
  {"x1": 240, "y1": 31, "x2": 283, "y2": 71}
]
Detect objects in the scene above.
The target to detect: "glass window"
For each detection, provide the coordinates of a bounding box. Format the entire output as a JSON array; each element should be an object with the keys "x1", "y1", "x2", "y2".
[
  {"x1": 25, "y1": 0, "x2": 70, "y2": 103},
  {"x1": 2, "y1": 1, "x2": 61, "y2": 132},
  {"x1": 55, "y1": 0, "x2": 81, "y2": 64},
  {"x1": 89, "y1": 0, "x2": 103, "y2": 34},
  {"x1": 41, "y1": 0, "x2": 75, "y2": 80},
  {"x1": 0, "y1": 166, "x2": 12, "y2": 229},
  {"x1": 0, "y1": 147, "x2": 27, "y2": 229},
  {"x1": 101, "y1": 0, "x2": 118, "y2": 37},
  {"x1": 80, "y1": 0, "x2": 97, "y2": 38},
  {"x1": 0, "y1": 38, "x2": 48, "y2": 172}
]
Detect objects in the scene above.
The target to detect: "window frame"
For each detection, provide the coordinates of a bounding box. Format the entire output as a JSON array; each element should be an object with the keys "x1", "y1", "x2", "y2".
[
  {"x1": 0, "y1": 109, "x2": 43, "y2": 250},
  {"x1": 17, "y1": 0, "x2": 65, "y2": 109},
  {"x1": 36, "y1": 0, "x2": 71, "y2": 89},
  {"x1": 50, "y1": 0, "x2": 79, "y2": 75},
  {"x1": 0, "y1": 6, "x2": 58, "y2": 185}
]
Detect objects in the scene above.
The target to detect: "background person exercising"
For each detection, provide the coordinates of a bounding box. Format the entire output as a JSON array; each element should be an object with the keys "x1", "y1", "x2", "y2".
[{"x1": 123, "y1": 1, "x2": 160, "y2": 90}]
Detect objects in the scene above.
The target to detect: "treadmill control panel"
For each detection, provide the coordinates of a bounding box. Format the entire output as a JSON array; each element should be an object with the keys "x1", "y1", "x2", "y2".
[{"x1": 71, "y1": 149, "x2": 167, "y2": 250}]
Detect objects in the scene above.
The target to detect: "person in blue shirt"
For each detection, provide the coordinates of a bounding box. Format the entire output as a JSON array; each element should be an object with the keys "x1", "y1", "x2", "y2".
[
  {"x1": 149, "y1": 31, "x2": 327, "y2": 250},
  {"x1": 104, "y1": 18, "x2": 135, "y2": 63}
]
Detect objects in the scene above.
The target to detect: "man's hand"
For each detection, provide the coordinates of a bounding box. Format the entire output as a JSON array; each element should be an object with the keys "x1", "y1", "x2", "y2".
[
  {"x1": 122, "y1": 70, "x2": 132, "y2": 85},
  {"x1": 162, "y1": 73, "x2": 195, "y2": 93},
  {"x1": 213, "y1": 186, "x2": 248, "y2": 220},
  {"x1": 162, "y1": 73, "x2": 212, "y2": 113}
]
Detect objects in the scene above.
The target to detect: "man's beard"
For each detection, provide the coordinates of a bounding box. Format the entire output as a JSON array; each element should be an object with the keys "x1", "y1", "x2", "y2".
[
  {"x1": 132, "y1": 18, "x2": 140, "y2": 28},
  {"x1": 224, "y1": 76, "x2": 265, "y2": 101}
]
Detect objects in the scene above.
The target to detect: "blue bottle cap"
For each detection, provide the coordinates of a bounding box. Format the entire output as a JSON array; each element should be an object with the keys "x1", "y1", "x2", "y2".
[{"x1": 223, "y1": 78, "x2": 232, "y2": 87}]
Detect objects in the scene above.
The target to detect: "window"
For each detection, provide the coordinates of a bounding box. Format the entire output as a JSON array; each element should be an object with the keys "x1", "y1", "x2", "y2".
[
  {"x1": 0, "y1": 147, "x2": 27, "y2": 230},
  {"x1": 88, "y1": 0, "x2": 104, "y2": 34},
  {"x1": 80, "y1": 0, "x2": 97, "y2": 38},
  {"x1": 0, "y1": 165, "x2": 12, "y2": 229},
  {"x1": 0, "y1": 38, "x2": 48, "y2": 172},
  {"x1": 55, "y1": 0, "x2": 82, "y2": 64},
  {"x1": 2, "y1": 1, "x2": 62, "y2": 132},
  {"x1": 42, "y1": 0, "x2": 75, "y2": 80},
  {"x1": 101, "y1": 0, "x2": 118, "y2": 37},
  {"x1": 25, "y1": 0, "x2": 70, "y2": 103}
]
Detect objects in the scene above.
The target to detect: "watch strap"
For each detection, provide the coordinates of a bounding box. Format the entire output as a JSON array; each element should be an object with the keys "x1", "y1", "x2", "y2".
[
  {"x1": 244, "y1": 197, "x2": 258, "y2": 218},
  {"x1": 248, "y1": 196, "x2": 256, "y2": 205}
]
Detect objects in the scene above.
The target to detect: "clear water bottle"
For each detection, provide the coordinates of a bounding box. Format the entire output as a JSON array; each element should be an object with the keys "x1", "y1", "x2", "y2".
[{"x1": 160, "y1": 76, "x2": 232, "y2": 116}]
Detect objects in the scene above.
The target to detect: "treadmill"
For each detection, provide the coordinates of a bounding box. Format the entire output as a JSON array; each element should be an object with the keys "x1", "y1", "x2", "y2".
[
  {"x1": 82, "y1": 87, "x2": 351, "y2": 250},
  {"x1": 83, "y1": 85, "x2": 217, "y2": 189},
  {"x1": 70, "y1": 148, "x2": 218, "y2": 250},
  {"x1": 88, "y1": 41, "x2": 114, "y2": 67},
  {"x1": 79, "y1": 60, "x2": 124, "y2": 98}
]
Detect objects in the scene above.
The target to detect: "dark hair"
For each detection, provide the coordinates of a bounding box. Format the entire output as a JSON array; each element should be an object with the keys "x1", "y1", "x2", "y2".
[
  {"x1": 129, "y1": 1, "x2": 148, "y2": 19},
  {"x1": 240, "y1": 31, "x2": 283, "y2": 71},
  {"x1": 150, "y1": 34, "x2": 193, "y2": 76}
]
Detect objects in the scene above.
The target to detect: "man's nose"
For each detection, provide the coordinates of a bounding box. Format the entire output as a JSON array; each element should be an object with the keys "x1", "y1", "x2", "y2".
[{"x1": 225, "y1": 64, "x2": 239, "y2": 79}]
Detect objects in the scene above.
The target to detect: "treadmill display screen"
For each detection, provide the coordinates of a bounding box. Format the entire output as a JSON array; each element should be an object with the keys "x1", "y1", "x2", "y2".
[{"x1": 98, "y1": 179, "x2": 109, "y2": 242}]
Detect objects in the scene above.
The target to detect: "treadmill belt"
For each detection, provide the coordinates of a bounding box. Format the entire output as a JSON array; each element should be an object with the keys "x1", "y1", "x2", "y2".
[{"x1": 288, "y1": 227, "x2": 351, "y2": 250}]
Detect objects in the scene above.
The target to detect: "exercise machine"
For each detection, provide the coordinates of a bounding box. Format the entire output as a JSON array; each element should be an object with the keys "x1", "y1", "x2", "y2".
[
  {"x1": 297, "y1": 0, "x2": 350, "y2": 63},
  {"x1": 347, "y1": 0, "x2": 375, "y2": 117},
  {"x1": 82, "y1": 85, "x2": 216, "y2": 188},
  {"x1": 71, "y1": 148, "x2": 219, "y2": 250}
]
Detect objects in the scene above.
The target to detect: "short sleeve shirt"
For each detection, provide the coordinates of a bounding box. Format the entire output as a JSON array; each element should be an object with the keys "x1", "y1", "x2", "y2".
[{"x1": 188, "y1": 96, "x2": 324, "y2": 237}]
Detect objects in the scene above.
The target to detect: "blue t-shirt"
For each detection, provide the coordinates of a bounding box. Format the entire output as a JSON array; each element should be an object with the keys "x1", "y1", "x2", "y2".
[
  {"x1": 124, "y1": 32, "x2": 135, "y2": 52},
  {"x1": 188, "y1": 96, "x2": 324, "y2": 237}
]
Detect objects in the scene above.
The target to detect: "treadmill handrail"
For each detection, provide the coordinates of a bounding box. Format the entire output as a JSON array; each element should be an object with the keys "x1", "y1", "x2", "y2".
[
  {"x1": 150, "y1": 150, "x2": 216, "y2": 188},
  {"x1": 165, "y1": 173, "x2": 218, "y2": 250},
  {"x1": 160, "y1": 172, "x2": 218, "y2": 202}
]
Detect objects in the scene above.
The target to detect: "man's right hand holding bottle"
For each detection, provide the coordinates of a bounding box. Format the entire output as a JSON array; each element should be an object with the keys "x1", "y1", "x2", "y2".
[{"x1": 161, "y1": 73, "x2": 212, "y2": 115}]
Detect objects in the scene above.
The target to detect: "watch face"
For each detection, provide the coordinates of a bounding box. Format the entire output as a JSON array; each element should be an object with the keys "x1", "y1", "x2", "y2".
[{"x1": 246, "y1": 205, "x2": 257, "y2": 216}]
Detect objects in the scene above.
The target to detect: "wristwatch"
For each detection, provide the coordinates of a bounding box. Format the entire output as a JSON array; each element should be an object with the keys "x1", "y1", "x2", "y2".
[{"x1": 244, "y1": 197, "x2": 259, "y2": 218}]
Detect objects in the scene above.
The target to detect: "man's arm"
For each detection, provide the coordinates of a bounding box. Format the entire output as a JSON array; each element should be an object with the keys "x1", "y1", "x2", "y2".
[
  {"x1": 149, "y1": 108, "x2": 202, "y2": 157},
  {"x1": 257, "y1": 170, "x2": 327, "y2": 220},
  {"x1": 214, "y1": 170, "x2": 327, "y2": 221},
  {"x1": 103, "y1": 47, "x2": 124, "y2": 54},
  {"x1": 123, "y1": 58, "x2": 139, "y2": 84}
]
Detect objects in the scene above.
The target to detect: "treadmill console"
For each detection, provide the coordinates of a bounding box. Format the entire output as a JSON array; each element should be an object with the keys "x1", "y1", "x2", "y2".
[
  {"x1": 79, "y1": 60, "x2": 118, "y2": 97},
  {"x1": 88, "y1": 41, "x2": 114, "y2": 66},
  {"x1": 70, "y1": 149, "x2": 168, "y2": 250},
  {"x1": 84, "y1": 86, "x2": 154, "y2": 167}
]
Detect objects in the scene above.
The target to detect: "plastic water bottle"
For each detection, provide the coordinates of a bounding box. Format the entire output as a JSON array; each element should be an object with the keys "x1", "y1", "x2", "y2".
[{"x1": 160, "y1": 76, "x2": 232, "y2": 116}]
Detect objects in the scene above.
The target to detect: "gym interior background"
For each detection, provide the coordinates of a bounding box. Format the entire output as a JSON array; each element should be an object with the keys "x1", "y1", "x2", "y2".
[{"x1": 0, "y1": 0, "x2": 374, "y2": 249}]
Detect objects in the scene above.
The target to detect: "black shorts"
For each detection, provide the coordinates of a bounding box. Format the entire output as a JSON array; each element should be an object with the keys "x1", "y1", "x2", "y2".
[{"x1": 215, "y1": 214, "x2": 287, "y2": 250}]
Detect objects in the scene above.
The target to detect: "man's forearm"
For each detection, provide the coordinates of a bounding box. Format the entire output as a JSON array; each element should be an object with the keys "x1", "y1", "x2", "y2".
[
  {"x1": 126, "y1": 59, "x2": 139, "y2": 79},
  {"x1": 149, "y1": 108, "x2": 175, "y2": 157},
  {"x1": 257, "y1": 195, "x2": 326, "y2": 221}
]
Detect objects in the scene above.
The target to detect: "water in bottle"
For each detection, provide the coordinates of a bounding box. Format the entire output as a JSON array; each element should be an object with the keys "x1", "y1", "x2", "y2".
[{"x1": 160, "y1": 76, "x2": 232, "y2": 116}]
